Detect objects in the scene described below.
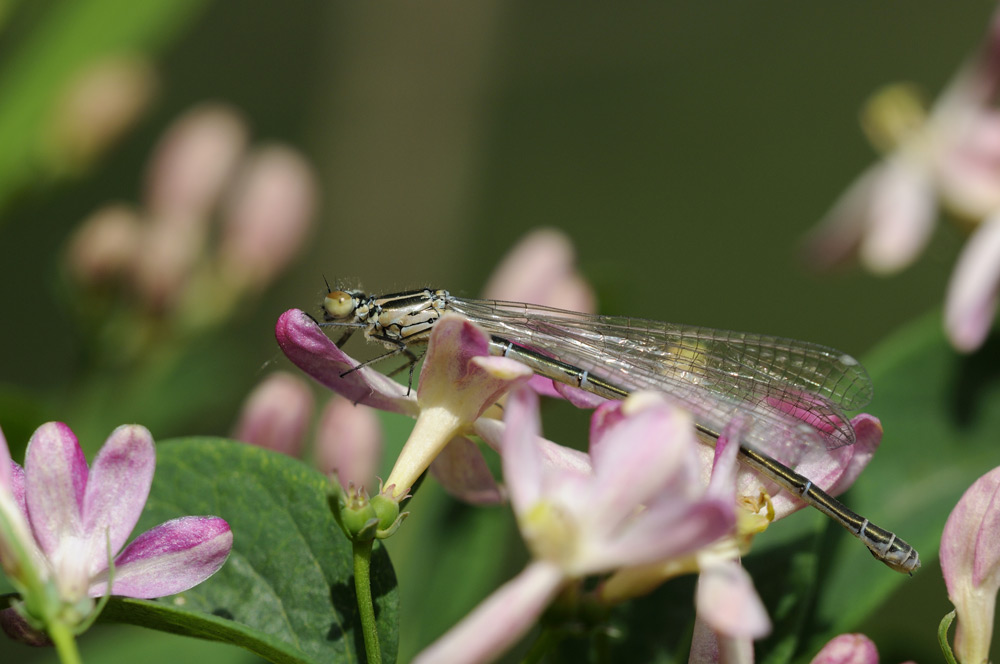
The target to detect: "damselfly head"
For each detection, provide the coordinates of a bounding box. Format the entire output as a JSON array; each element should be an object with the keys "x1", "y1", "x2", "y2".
[{"x1": 323, "y1": 289, "x2": 363, "y2": 322}]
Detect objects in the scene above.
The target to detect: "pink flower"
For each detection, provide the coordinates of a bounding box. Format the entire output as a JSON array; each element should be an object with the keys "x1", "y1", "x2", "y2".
[
  {"x1": 941, "y1": 465, "x2": 1000, "y2": 663},
  {"x1": 804, "y1": 10, "x2": 1000, "y2": 352},
  {"x1": 412, "y1": 388, "x2": 734, "y2": 664},
  {"x1": 0, "y1": 422, "x2": 232, "y2": 642}
]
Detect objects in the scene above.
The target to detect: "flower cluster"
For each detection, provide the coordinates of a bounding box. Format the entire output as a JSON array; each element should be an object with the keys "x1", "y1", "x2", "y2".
[{"x1": 65, "y1": 103, "x2": 316, "y2": 336}]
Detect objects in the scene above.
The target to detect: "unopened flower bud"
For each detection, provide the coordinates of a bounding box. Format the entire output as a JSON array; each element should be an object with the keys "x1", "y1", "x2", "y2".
[
  {"x1": 65, "y1": 204, "x2": 142, "y2": 286},
  {"x1": 145, "y1": 104, "x2": 247, "y2": 221},
  {"x1": 47, "y1": 56, "x2": 157, "y2": 170},
  {"x1": 218, "y1": 145, "x2": 317, "y2": 292},
  {"x1": 315, "y1": 397, "x2": 382, "y2": 492},
  {"x1": 233, "y1": 373, "x2": 314, "y2": 457}
]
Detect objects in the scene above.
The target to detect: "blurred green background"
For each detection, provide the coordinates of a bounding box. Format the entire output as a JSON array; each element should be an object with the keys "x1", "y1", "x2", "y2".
[{"x1": 0, "y1": 2, "x2": 996, "y2": 662}]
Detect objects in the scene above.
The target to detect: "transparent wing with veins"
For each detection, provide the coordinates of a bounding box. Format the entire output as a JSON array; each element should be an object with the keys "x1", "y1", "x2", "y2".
[{"x1": 446, "y1": 295, "x2": 873, "y2": 466}]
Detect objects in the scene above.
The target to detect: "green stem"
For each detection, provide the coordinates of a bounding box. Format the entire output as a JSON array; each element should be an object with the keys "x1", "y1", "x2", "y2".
[
  {"x1": 353, "y1": 539, "x2": 381, "y2": 664},
  {"x1": 48, "y1": 620, "x2": 83, "y2": 664}
]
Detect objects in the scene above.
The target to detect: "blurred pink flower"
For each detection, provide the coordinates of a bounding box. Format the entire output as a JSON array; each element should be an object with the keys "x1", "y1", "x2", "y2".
[
  {"x1": 805, "y1": 10, "x2": 1000, "y2": 352},
  {"x1": 232, "y1": 371, "x2": 315, "y2": 457},
  {"x1": 314, "y1": 396, "x2": 383, "y2": 493},
  {"x1": 413, "y1": 389, "x2": 734, "y2": 664},
  {"x1": 482, "y1": 227, "x2": 596, "y2": 313},
  {"x1": 46, "y1": 55, "x2": 157, "y2": 170},
  {"x1": 941, "y1": 465, "x2": 1000, "y2": 663},
  {"x1": 67, "y1": 103, "x2": 317, "y2": 323},
  {"x1": 219, "y1": 145, "x2": 317, "y2": 292},
  {"x1": 65, "y1": 204, "x2": 142, "y2": 286}
]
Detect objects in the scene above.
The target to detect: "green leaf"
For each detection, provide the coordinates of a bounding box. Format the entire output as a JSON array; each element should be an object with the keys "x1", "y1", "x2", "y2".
[
  {"x1": 100, "y1": 438, "x2": 399, "y2": 664},
  {"x1": 0, "y1": 0, "x2": 208, "y2": 214}
]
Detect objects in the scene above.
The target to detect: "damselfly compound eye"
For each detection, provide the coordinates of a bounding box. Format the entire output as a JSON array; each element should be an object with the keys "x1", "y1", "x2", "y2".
[{"x1": 324, "y1": 290, "x2": 356, "y2": 320}]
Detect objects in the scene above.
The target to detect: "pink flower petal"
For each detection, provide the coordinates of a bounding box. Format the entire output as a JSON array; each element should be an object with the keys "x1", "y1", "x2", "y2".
[
  {"x1": 0, "y1": 426, "x2": 10, "y2": 491},
  {"x1": 802, "y1": 164, "x2": 886, "y2": 270},
  {"x1": 275, "y1": 309, "x2": 419, "y2": 416},
  {"x1": 90, "y1": 516, "x2": 232, "y2": 598},
  {"x1": 593, "y1": 500, "x2": 733, "y2": 571},
  {"x1": 809, "y1": 633, "x2": 879, "y2": 664},
  {"x1": 81, "y1": 425, "x2": 156, "y2": 576},
  {"x1": 696, "y1": 561, "x2": 771, "y2": 639},
  {"x1": 553, "y1": 380, "x2": 607, "y2": 408},
  {"x1": 945, "y1": 212, "x2": 1000, "y2": 352},
  {"x1": 824, "y1": 414, "x2": 882, "y2": 497},
  {"x1": 412, "y1": 560, "x2": 565, "y2": 664},
  {"x1": 417, "y1": 316, "x2": 532, "y2": 422},
  {"x1": 430, "y1": 436, "x2": 505, "y2": 505},
  {"x1": 500, "y1": 388, "x2": 546, "y2": 518},
  {"x1": 858, "y1": 157, "x2": 936, "y2": 274},
  {"x1": 588, "y1": 396, "x2": 700, "y2": 527},
  {"x1": 24, "y1": 423, "x2": 88, "y2": 556},
  {"x1": 474, "y1": 417, "x2": 592, "y2": 476}
]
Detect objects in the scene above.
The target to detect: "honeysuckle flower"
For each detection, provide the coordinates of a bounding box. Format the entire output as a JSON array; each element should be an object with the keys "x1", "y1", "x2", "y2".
[
  {"x1": 0, "y1": 422, "x2": 232, "y2": 644},
  {"x1": 277, "y1": 308, "x2": 532, "y2": 500},
  {"x1": 232, "y1": 371, "x2": 315, "y2": 457},
  {"x1": 412, "y1": 388, "x2": 735, "y2": 664},
  {"x1": 804, "y1": 10, "x2": 1000, "y2": 351},
  {"x1": 809, "y1": 633, "x2": 879, "y2": 664},
  {"x1": 941, "y1": 465, "x2": 1000, "y2": 664}
]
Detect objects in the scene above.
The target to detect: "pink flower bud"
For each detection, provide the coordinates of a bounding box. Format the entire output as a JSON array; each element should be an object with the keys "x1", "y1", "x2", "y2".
[
  {"x1": 233, "y1": 373, "x2": 314, "y2": 457},
  {"x1": 941, "y1": 465, "x2": 1000, "y2": 663},
  {"x1": 315, "y1": 397, "x2": 382, "y2": 491},
  {"x1": 65, "y1": 204, "x2": 142, "y2": 285},
  {"x1": 218, "y1": 145, "x2": 317, "y2": 292},
  {"x1": 47, "y1": 56, "x2": 157, "y2": 168},
  {"x1": 482, "y1": 228, "x2": 596, "y2": 313},
  {"x1": 144, "y1": 104, "x2": 247, "y2": 221}
]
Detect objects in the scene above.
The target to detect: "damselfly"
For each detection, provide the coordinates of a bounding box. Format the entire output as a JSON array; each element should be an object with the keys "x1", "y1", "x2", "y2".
[{"x1": 320, "y1": 287, "x2": 919, "y2": 574}]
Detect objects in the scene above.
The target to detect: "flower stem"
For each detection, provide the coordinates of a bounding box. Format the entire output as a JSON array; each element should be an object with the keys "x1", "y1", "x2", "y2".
[
  {"x1": 49, "y1": 620, "x2": 82, "y2": 664},
  {"x1": 353, "y1": 539, "x2": 381, "y2": 664}
]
